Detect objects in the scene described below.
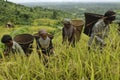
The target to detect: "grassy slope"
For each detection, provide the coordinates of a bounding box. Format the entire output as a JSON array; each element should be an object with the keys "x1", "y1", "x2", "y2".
[
  {"x1": 0, "y1": 23, "x2": 119, "y2": 80},
  {"x1": 0, "y1": 1, "x2": 72, "y2": 25}
]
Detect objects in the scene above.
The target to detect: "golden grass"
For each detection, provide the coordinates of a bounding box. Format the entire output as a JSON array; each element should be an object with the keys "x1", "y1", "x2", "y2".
[{"x1": 0, "y1": 24, "x2": 119, "y2": 80}]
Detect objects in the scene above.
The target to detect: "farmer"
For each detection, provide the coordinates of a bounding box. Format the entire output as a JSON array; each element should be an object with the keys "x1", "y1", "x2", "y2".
[
  {"x1": 1, "y1": 35, "x2": 25, "y2": 56},
  {"x1": 36, "y1": 30, "x2": 54, "y2": 56},
  {"x1": 62, "y1": 18, "x2": 76, "y2": 47},
  {"x1": 6, "y1": 22, "x2": 14, "y2": 28},
  {"x1": 88, "y1": 10, "x2": 116, "y2": 50}
]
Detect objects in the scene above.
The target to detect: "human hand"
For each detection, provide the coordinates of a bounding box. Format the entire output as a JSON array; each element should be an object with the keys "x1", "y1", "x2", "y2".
[
  {"x1": 4, "y1": 51, "x2": 9, "y2": 56},
  {"x1": 50, "y1": 49, "x2": 54, "y2": 54}
]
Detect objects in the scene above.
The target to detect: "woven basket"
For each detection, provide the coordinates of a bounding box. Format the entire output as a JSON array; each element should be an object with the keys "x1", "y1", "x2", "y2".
[
  {"x1": 71, "y1": 20, "x2": 84, "y2": 41},
  {"x1": 14, "y1": 34, "x2": 34, "y2": 54},
  {"x1": 84, "y1": 13, "x2": 103, "y2": 36}
]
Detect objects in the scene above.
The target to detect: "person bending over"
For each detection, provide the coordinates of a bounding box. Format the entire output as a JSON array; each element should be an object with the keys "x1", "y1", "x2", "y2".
[{"x1": 1, "y1": 35, "x2": 25, "y2": 56}]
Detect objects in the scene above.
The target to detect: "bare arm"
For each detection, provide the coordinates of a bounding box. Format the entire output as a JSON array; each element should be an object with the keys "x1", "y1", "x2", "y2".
[
  {"x1": 3, "y1": 47, "x2": 10, "y2": 56},
  {"x1": 36, "y1": 39, "x2": 42, "y2": 50},
  {"x1": 49, "y1": 40, "x2": 53, "y2": 49}
]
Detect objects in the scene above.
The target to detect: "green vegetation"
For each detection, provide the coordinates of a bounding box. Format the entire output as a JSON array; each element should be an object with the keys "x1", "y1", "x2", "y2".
[
  {"x1": 0, "y1": 22, "x2": 119, "y2": 80},
  {"x1": 0, "y1": 1, "x2": 73, "y2": 25},
  {"x1": 32, "y1": 19, "x2": 61, "y2": 27},
  {"x1": 24, "y1": 2, "x2": 120, "y2": 19},
  {"x1": 0, "y1": 1, "x2": 119, "y2": 80}
]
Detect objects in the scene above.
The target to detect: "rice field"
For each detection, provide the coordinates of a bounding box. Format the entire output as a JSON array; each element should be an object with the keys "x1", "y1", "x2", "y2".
[{"x1": 0, "y1": 23, "x2": 119, "y2": 80}]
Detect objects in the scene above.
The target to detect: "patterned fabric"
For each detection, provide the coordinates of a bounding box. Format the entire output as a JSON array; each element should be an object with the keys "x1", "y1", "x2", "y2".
[{"x1": 88, "y1": 19, "x2": 110, "y2": 47}]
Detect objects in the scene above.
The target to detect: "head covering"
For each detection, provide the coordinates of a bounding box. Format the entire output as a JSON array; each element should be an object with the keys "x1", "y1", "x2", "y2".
[
  {"x1": 104, "y1": 10, "x2": 116, "y2": 21},
  {"x1": 62, "y1": 18, "x2": 72, "y2": 24},
  {"x1": 38, "y1": 30, "x2": 47, "y2": 35},
  {"x1": 104, "y1": 10, "x2": 116, "y2": 17}
]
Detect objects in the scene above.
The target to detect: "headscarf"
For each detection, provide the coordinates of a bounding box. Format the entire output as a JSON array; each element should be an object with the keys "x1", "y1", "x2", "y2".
[
  {"x1": 62, "y1": 18, "x2": 72, "y2": 24},
  {"x1": 38, "y1": 30, "x2": 48, "y2": 35},
  {"x1": 104, "y1": 10, "x2": 116, "y2": 21}
]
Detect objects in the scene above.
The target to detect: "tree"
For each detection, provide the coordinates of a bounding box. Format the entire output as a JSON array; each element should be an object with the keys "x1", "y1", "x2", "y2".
[{"x1": 51, "y1": 11, "x2": 57, "y2": 19}]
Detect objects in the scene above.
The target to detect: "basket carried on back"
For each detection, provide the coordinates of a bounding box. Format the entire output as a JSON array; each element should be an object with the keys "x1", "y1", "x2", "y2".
[
  {"x1": 71, "y1": 20, "x2": 84, "y2": 41},
  {"x1": 84, "y1": 13, "x2": 103, "y2": 36},
  {"x1": 14, "y1": 34, "x2": 34, "y2": 55}
]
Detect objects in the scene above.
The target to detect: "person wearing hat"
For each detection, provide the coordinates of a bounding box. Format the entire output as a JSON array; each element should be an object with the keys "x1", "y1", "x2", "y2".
[
  {"x1": 36, "y1": 30, "x2": 54, "y2": 56},
  {"x1": 62, "y1": 18, "x2": 76, "y2": 47},
  {"x1": 88, "y1": 11, "x2": 116, "y2": 50},
  {"x1": 1, "y1": 35, "x2": 25, "y2": 56}
]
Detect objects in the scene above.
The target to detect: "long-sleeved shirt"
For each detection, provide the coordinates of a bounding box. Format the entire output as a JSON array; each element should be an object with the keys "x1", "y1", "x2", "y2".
[
  {"x1": 88, "y1": 19, "x2": 110, "y2": 47},
  {"x1": 62, "y1": 25, "x2": 76, "y2": 45},
  {"x1": 5, "y1": 41, "x2": 25, "y2": 55}
]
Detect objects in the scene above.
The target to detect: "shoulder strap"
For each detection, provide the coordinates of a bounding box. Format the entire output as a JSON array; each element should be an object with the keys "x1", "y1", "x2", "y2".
[{"x1": 36, "y1": 38, "x2": 41, "y2": 50}]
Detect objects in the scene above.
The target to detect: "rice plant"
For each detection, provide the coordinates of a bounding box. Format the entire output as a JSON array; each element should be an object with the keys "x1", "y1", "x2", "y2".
[{"x1": 0, "y1": 24, "x2": 119, "y2": 80}]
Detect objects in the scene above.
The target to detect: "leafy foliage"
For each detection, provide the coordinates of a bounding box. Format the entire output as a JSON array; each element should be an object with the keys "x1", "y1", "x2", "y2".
[
  {"x1": 25, "y1": 2, "x2": 120, "y2": 19},
  {"x1": 0, "y1": 1, "x2": 120, "y2": 80},
  {"x1": 0, "y1": 1, "x2": 73, "y2": 25}
]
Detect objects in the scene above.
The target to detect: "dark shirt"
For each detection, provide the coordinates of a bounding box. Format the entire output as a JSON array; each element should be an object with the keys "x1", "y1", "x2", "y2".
[{"x1": 62, "y1": 25, "x2": 76, "y2": 45}]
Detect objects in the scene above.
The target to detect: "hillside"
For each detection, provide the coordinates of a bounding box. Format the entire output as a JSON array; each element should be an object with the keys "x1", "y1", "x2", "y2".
[
  {"x1": 0, "y1": 1, "x2": 73, "y2": 25},
  {"x1": 22, "y1": 2, "x2": 120, "y2": 19}
]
